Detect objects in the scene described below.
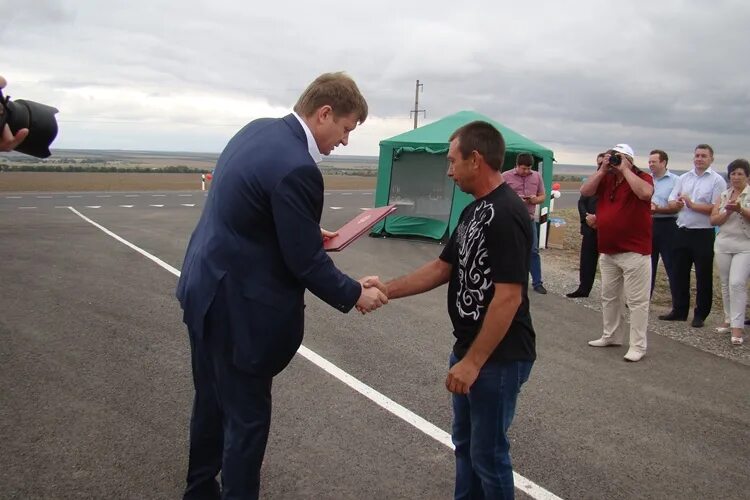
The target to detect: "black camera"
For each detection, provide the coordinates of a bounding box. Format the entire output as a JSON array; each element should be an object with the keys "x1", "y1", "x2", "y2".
[
  {"x1": 0, "y1": 89, "x2": 59, "y2": 158},
  {"x1": 608, "y1": 153, "x2": 622, "y2": 167}
]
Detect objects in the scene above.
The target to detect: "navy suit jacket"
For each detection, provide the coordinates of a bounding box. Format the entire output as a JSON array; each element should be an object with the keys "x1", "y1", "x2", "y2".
[{"x1": 176, "y1": 114, "x2": 361, "y2": 377}]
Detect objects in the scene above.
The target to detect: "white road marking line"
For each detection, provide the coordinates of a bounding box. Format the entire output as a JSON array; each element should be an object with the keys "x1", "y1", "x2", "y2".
[
  {"x1": 6, "y1": 196, "x2": 22, "y2": 199},
  {"x1": 67, "y1": 195, "x2": 82, "y2": 198},
  {"x1": 66, "y1": 209, "x2": 563, "y2": 500},
  {"x1": 125, "y1": 194, "x2": 139, "y2": 197},
  {"x1": 341, "y1": 192, "x2": 352, "y2": 195},
  {"x1": 67, "y1": 207, "x2": 180, "y2": 275},
  {"x1": 149, "y1": 204, "x2": 164, "y2": 207},
  {"x1": 359, "y1": 207, "x2": 371, "y2": 211},
  {"x1": 36, "y1": 196, "x2": 52, "y2": 199},
  {"x1": 152, "y1": 194, "x2": 166, "y2": 197},
  {"x1": 55, "y1": 206, "x2": 68, "y2": 209},
  {"x1": 119, "y1": 205, "x2": 134, "y2": 208},
  {"x1": 330, "y1": 206, "x2": 343, "y2": 210},
  {"x1": 178, "y1": 194, "x2": 193, "y2": 197},
  {"x1": 18, "y1": 206, "x2": 37, "y2": 209},
  {"x1": 96, "y1": 195, "x2": 111, "y2": 198},
  {"x1": 85, "y1": 205, "x2": 101, "y2": 208},
  {"x1": 181, "y1": 204, "x2": 196, "y2": 207},
  {"x1": 362, "y1": 192, "x2": 372, "y2": 195}
]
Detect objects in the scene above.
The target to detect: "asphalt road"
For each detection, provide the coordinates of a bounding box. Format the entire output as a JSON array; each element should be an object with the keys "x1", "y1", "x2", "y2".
[{"x1": 1, "y1": 189, "x2": 747, "y2": 499}]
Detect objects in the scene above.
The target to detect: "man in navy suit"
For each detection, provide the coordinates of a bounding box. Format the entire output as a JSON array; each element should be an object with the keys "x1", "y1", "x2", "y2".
[{"x1": 176, "y1": 72, "x2": 388, "y2": 499}]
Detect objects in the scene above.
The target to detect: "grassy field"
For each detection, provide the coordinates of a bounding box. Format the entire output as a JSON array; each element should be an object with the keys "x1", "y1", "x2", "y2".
[{"x1": 0, "y1": 172, "x2": 376, "y2": 192}]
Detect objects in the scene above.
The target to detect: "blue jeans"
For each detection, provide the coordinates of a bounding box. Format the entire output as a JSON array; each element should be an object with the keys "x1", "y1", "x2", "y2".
[
  {"x1": 450, "y1": 353, "x2": 534, "y2": 500},
  {"x1": 529, "y1": 220, "x2": 542, "y2": 287}
]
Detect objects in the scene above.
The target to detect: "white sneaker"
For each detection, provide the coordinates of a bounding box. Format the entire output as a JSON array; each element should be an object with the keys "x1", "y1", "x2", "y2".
[
  {"x1": 588, "y1": 337, "x2": 622, "y2": 347},
  {"x1": 715, "y1": 326, "x2": 731, "y2": 334},
  {"x1": 624, "y1": 350, "x2": 646, "y2": 362}
]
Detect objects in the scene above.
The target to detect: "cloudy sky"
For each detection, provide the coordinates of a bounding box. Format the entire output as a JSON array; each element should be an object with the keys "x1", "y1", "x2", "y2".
[{"x1": 4, "y1": 0, "x2": 748, "y2": 166}]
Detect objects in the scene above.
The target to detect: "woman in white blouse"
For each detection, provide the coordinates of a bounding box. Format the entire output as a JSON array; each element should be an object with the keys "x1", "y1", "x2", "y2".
[{"x1": 710, "y1": 159, "x2": 750, "y2": 345}]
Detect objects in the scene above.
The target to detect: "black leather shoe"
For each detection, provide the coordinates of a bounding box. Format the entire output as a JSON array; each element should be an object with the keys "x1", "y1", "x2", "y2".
[
  {"x1": 566, "y1": 290, "x2": 589, "y2": 298},
  {"x1": 658, "y1": 311, "x2": 687, "y2": 321},
  {"x1": 533, "y1": 285, "x2": 548, "y2": 295},
  {"x1": 691, "y1": 317, "x2": 705, "y2": 328}
]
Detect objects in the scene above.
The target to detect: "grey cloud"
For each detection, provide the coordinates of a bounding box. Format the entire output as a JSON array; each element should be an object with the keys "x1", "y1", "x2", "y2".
[{"x1": 3, "y1": 0, "x2": 747, "y2": 163}]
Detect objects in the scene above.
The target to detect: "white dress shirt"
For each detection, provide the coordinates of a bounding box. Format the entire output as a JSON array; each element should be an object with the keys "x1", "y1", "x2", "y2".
[
  {"x1": 292, "y1": 112, "x2": 323, "y2": 164},
  {"x1": 669, "y1": 167, "x2": 727, "y2": 228}
]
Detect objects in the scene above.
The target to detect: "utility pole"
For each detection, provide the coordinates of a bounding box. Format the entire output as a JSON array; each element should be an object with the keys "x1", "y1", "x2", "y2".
[{"x1": 410, "y1": 79, "x2": 425, "y2": 129}]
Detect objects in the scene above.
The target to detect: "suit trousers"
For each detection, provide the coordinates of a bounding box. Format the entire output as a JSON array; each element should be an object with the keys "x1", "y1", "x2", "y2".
[
  {"x1": 184, "y1": 285, "x2": 273, "y2": 500},
  {"x1": 599, "y1": 252, "x2": 651, "y2": 353},
  {"x1": 577, "y1": 227, "x2": 599, "y2": 295},
  {"x1": 651, "y1": 218, "x2": 678, "y2": 296},
  {"x1": 671, "y1": 227, "x2": 715, "y2": 320}
]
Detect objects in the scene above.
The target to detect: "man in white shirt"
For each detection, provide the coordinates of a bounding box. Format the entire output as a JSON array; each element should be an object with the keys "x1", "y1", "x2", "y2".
[
  {"x1": 659, "y1": 144, "x2": 726, "y2": 327},
  {"x1": 649, "y1": 149, "x2": 680, "y2": 297}
]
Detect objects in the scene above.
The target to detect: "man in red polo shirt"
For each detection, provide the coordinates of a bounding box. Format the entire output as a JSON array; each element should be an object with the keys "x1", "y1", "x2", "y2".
[{"x1": 579, "y1": 144, "x2": 654, "y2": 362}]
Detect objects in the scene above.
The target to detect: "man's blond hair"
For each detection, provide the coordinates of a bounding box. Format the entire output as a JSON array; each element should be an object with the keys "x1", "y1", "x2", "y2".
[{"x1": 293, "y1": 72, "x2": 368, "y2": 124}]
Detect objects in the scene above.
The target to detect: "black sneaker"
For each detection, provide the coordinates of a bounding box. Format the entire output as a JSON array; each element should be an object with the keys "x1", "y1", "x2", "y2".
[
  {"x1": 566, "y1": 290, "x2": 588, "y2": 298},
  {"x1": 533, "y1": 285, "x2": 548, "y2": 295},
  {"x1": 691, "y1": 317, "x2": 705, "y2": 328}
]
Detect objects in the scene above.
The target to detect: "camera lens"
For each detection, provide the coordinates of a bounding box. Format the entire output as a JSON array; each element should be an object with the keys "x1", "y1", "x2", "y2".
[
  {"x1": 2, "y1": 97, "x2": 59, "y2": 158},
  {"x1": 609, "y1": 154, "x2": 622, "y2": 167}
]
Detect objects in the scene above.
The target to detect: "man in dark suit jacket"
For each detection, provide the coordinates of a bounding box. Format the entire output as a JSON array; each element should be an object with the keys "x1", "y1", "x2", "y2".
[
  {"x1": 567, "y1": 154, "x2": 604, "y2": 298},
  {"x1": 176, "y1": 72, "x2": 388, "y2": 500}
]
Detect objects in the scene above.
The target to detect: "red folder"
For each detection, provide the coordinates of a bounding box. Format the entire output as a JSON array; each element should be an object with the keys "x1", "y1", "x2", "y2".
[{"x1": 323, "y1": 205, "x2": 397, "y2": 252}]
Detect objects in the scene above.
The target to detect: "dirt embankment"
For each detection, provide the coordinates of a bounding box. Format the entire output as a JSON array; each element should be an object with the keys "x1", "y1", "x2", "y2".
[{"x1": 0, "y1": 172, "x2": 376, "y2": 192}]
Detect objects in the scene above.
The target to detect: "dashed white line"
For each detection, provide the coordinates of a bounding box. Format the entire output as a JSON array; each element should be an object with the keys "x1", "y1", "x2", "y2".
[
  {"x1": 67, "y1": 195, "x2": 82, "y2": 198},
  {"x1": 67, "y1": 210, "x2": 564, "y2": 500},
  {"x1": 149, "y1": 204, "x2": 164, "y2": 208},
  {"x1": 178, "y1": 194, "x2": 193, "y2": 197},
  {"x1": 36, "y1": 196, "x2": 52, "y2": 199},
  {"x1": 362, "y1": 192, "x2": 372, "y2": 195},
  {"x1": 341, "y1": 192, "x2": 352, "y2": 195},
  {"x1": 125, "y1": 194, "x2": 139, "y2": 198},
  {"x1": 85, "y1": 205, "x2": 101, "y2": 209},
  {"x1": 181, "y1": 204, "x2": 196, "y2": 207},
  {"x1": 18, "y1": 206, "x2": 37, "y2": 209},
  {"x1": 6, "y1": 196, "x2": 22, "y2": 199},
  {"x1": 330, "y1": 206, "x2": 343, "y2": 210},
  {"x1": 119, "y1": 205, "x2": 134, "y2": 208},
  {"x1": 96, "y1": 195, "x2": 111, "y2": 198},
  {"x1": 359, "y1": 207, "x2": 371, "y2": 211},
  {"x1": 152, "y1": 194, "x2": 166, "y2": 197}
]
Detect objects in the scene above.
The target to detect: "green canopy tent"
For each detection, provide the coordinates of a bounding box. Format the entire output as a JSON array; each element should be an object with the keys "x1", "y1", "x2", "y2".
[{"x1": 371, "y1": 110, "x2": 555, "y2": 241}]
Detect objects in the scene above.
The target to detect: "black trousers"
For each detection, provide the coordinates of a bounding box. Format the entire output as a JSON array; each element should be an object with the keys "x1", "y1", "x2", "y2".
[
  {"x1": 671, "y1": 227, "x2": 716, "y2": 320},
  {"x1": 577, "y1": 227, "x2": 599, "y2": 295},
  {"x1": 651, "y1": 218, "x2": 678, "y2": 296},
  {"x1": 184, "y1": 286, "x2": 273, "y2": 500}
]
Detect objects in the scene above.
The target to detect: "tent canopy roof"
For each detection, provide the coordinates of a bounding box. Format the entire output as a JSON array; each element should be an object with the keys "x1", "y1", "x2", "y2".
[{"x1": 380, "y1": 110, "x2": 554, "y2": 159}]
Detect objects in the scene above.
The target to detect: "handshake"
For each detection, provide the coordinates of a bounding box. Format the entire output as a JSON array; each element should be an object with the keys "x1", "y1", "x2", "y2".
[{"x1": 355, "y1": 275, "x2": 389, "y2": 314}]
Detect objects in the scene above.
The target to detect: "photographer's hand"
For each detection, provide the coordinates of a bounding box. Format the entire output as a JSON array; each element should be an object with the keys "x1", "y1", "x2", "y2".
[{"x1": 0, "y1": 75, "x2": 29, "y2": 152}]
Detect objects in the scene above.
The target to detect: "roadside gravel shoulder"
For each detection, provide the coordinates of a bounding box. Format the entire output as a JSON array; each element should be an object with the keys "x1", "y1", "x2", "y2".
[{"x1": 539, "y1": 247, "x2": 750, "y2": 366}]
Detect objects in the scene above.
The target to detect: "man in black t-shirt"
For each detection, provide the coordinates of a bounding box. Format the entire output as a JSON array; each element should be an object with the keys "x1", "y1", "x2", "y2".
[{"x1": 364, "y1": 121, "x2": 535, "y2": 499}]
